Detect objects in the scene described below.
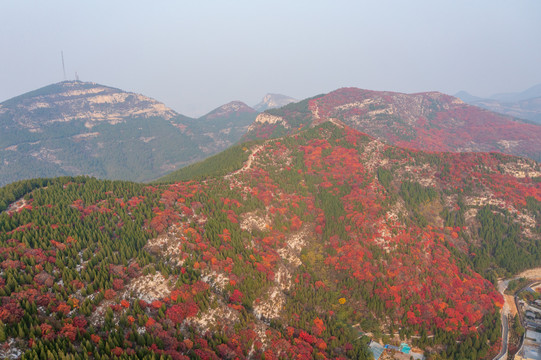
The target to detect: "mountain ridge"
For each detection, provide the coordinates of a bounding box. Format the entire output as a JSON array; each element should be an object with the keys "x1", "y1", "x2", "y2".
[
  {"x1": 246, "y1": 87, "x2": 541, "y2": 161},
  {"x1": 490, "y1": 83, "x2": 541, "y2": 102}
]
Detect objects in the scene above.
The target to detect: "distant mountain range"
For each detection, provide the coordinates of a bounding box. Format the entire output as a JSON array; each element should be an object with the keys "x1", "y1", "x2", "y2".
[
  {"x1": 0, "y1": 81, "x2": 259, "y2": 186},
  {"x1": 245, "y1": 87, "x2": 541, "y2": 161},
  {"x1": 2, "y1": 82, "x2": 541, "y2": 187},
  {"x1": 456, "y1": 83, "x2": 541, "y2": 124}
]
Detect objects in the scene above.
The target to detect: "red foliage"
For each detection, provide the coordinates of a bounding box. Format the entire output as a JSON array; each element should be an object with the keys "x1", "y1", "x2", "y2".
[
  {"x1": 150, "y1": 209, "x2": 180, "y2": 233},
  {"x1": 111, "y1": 347, "x2": 123, "y2": 357},
  {"x1": 73, "y1": 316, "x2": 87, "y2": 329},
  {"x1": 229, "y1": 289, "x2": 244, "y2": 304},
  {"x1": 112, "y1": 278, "x2": 124, "y2": 290},
  {"x1": 166, "y1": 301, "x2": 199, "y2": 324},
  {"x1": 59, "y1": 323, "x2": 77, "y2": 341},
  {"x1": 312, "y1": 317, "x2": 326, "y2": 336},
  {"x1": 290, "y1": 216, "x2": 302, "y2": 231},
  {"x1": 0, "y1": 300, "x2": 23, "y2": 324},
  {"x1": 40, "y1": 323, "x2": 55, "y2": 340},
  {"x1": 145, "y1": 317, "x2": 156, "y2": 327},
  {"x1": 104, "y1": 289, "x2": 117, "y2": 300},
  {"x1": 91, "y1": 334, "x2": 101, "y2": 344},
  {"x1": 56, "y1": 302, "x2": 71, "y2": 315}
]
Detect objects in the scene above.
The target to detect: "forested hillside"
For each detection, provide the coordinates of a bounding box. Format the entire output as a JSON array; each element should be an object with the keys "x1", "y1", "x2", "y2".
[
  {"x1": 0, "y1": 81, "x2": 257, "y2": 186},
  {"x1": 0, "y1": 123, "x2": 540, "y2": 359},
  {"x1": 245, "y1": 87, "x2": 541, "y2": 161}
]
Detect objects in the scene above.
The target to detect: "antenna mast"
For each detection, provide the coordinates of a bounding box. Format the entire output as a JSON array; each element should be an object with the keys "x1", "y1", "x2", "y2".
[{"x1": 61, "y1": 51, "x2": 67, "y2": 80}]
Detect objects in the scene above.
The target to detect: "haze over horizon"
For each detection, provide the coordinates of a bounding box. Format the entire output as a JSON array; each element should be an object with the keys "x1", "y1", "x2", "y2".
[{"x1": 1, "y1": 0, "x2": 540, "y2": 117}]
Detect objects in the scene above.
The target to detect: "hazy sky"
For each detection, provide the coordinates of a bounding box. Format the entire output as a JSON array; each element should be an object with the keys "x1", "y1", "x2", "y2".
[{"x1": 1, "y1": 1, "x2": 540, "y2": 117}]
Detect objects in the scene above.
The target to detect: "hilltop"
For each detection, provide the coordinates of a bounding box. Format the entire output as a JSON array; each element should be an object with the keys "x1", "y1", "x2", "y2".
[
  {"x1": 1, "y1": 122, "x2": 539, "y2": 359},
  {"x1": 245, "y1": 87, "x2": 541, "y2": 161},
  {"x1": 0, "y1": 81, "x2": 257, "y2": 186}
]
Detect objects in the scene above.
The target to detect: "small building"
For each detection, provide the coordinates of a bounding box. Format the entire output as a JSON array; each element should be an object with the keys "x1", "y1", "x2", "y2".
[
  {"x1": 526, "y1": 310, "x2": 536, "y2": 320},
  {"x1": 515, "y1": 329, "x2": 541, "y2": 360},
  {"x1": 368, "y1": 341, "x2": 385, "y2": 360},
  {"x1": 400, "y1": 343, "x2": 412, "y2": 354}
]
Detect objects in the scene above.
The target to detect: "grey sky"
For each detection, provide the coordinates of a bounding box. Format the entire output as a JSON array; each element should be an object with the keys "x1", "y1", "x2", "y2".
[{"x1": 1, "y1": 1, "x2": 540, "y2": 117}]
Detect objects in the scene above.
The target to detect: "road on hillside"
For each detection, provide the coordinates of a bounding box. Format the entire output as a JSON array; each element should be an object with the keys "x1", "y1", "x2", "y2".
[
  {"x1": 493, "y1": 278, "x2": 513, "y2": 360},
  {"x1": 494, "y1": 269, "x2": 541, "y2": 360},
  {"x1": 493, "y1": 312, "x2": 509, "y2": 360}
]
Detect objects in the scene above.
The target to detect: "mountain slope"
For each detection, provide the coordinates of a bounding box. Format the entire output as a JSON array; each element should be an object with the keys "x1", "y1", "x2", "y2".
[
  {"x1": 0, "y1": 81, "x2": 258, "y2": 186},
  {"x1": 183, "y1": 101, "x2": 257, "y2": 155},
  {"x1": 245, "y1": 87, "x2": 541, "y2": 161},
  {"x1": 1, "y1": 122, "x2": 539, "y2": 359},
  {"x1": 456, "y1": 96, "x2": 541, "y2": 125}
]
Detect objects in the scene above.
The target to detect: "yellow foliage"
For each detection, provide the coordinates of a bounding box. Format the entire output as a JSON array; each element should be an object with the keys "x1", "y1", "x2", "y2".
[{"x1": 68, "y1": 297, "x2": 80, "y2": 309}]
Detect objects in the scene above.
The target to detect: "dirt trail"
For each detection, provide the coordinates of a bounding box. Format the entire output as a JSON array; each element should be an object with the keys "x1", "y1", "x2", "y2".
[
  {"x1": 225, "y1": 144, "x2": 264, "y2": 179},
  {"x1": 310, "y1": 102, "x2": 343, "y2": 129},
  {"x1": 517, "y1": 267, "x2": 541, "y2": 279}
]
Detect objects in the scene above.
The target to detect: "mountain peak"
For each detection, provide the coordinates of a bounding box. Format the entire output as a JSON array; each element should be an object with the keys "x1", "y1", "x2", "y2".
[
  {"x1": 202, "y1": 101, "x2": 255, "y2": 120},
  {"x1": 1, "y1": 80, "x2": 177, "y2": 131},
  {"x1": 254, "y1": 93, "x2": 297, "y2": 112}
]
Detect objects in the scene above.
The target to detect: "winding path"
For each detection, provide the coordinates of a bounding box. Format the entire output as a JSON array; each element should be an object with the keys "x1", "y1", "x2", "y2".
[
  {"x1": 225, "y1": 144, "x2": 264, "y2": 179},
  {"x1": 493, "y1": 278, "x2": 512, "y2": 360}
]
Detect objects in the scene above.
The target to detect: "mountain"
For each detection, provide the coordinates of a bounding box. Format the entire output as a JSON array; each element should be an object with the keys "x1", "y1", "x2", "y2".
[
  {"x1": 1, "y1": 121, "x2": 539, "y2": 359},
  {"x1": 254, "y1": 93, "x2": 297, "y2": 112},
  {"x1": 462, "y1": 97, "x2": 541, "y2": 125},
  {"x1": 186, "y1": 101, "x2": 257, "y2": 154},
  {"x1": 0, "y1": 81, "x2": 258, "y2": 186},
  {"x1": 456, "y1": 84, "x2": 541, "y2": 124},
  {"x1": 490, "y1": 83, "x2": 541, "y2": 102},
  {"x1": 453, "y1": 90, "x2": 483, "y2": 103},
  {"x1": 245, "y1": 87, "x2": 541, "y2": 161}
]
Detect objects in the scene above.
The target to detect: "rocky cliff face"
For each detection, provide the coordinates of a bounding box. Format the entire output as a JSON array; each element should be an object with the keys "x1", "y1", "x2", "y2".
[
  {"x1": 0, "y1": 81, "x2": 177, "y2": 132},
  {"x1": 253, "y1": 93, "x2": 297, "y2": 112}
]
